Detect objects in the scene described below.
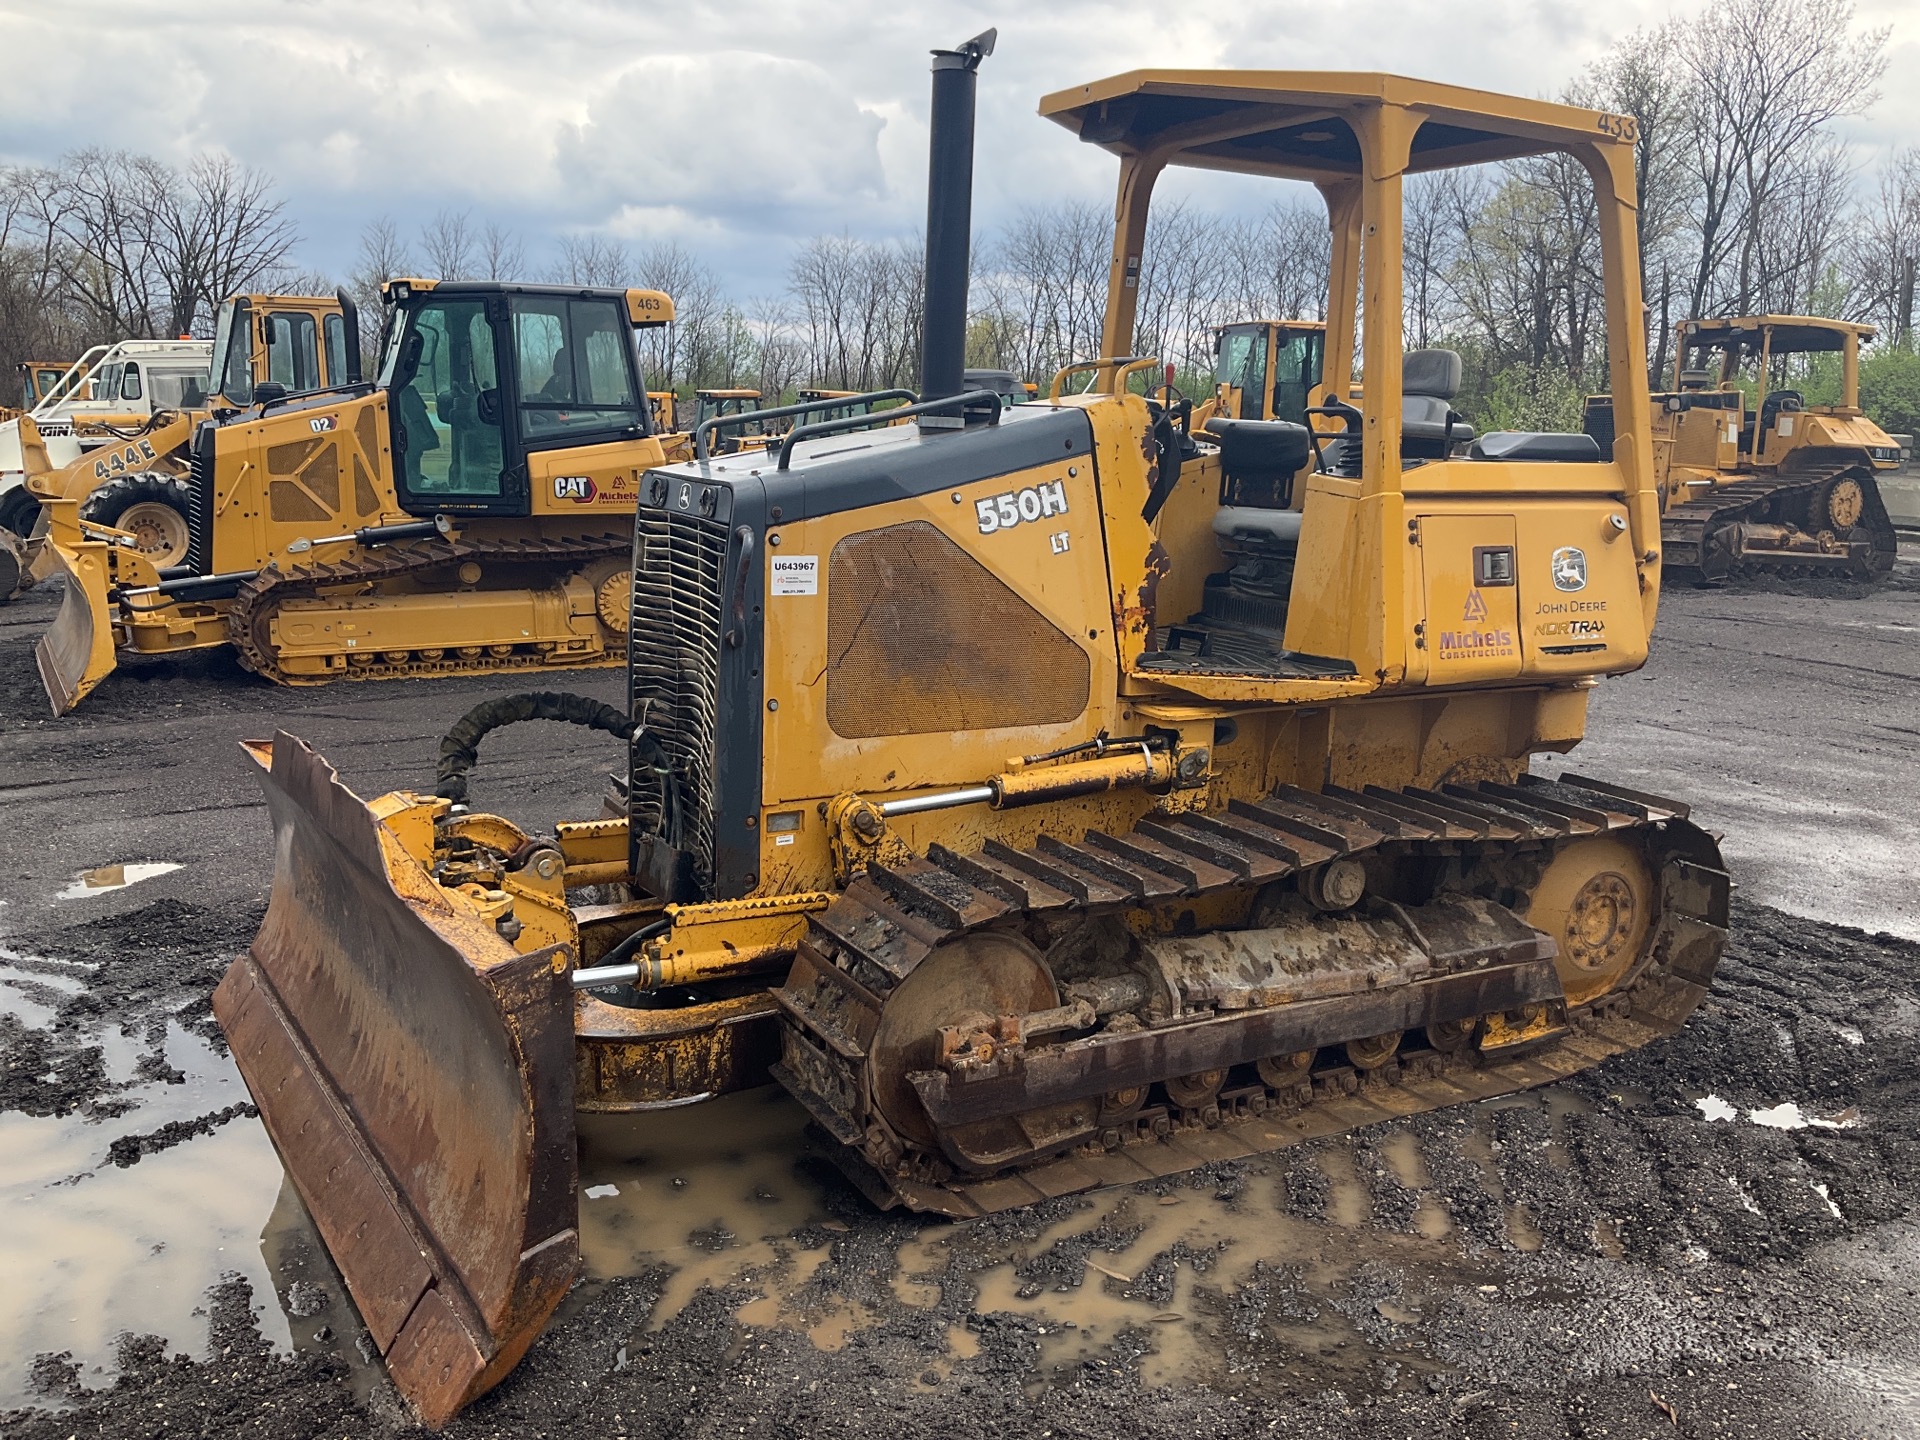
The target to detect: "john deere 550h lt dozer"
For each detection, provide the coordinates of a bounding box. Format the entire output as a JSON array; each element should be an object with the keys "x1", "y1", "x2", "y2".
[
  {"x1": 33, "y1": 279, "x2": 677, "y2": 713},
  {"x1": 215, "y1": 43, "x2": 1729, "y2": 1426}
]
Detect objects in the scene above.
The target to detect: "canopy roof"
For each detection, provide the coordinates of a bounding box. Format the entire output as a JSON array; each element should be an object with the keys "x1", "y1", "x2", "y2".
[
  {"x1": 1038, "y1": 71, "x2": 1633, "y2": 183},
  {"x1": 1681, "y1": 316, "x2": 1877, "y2": 354}
]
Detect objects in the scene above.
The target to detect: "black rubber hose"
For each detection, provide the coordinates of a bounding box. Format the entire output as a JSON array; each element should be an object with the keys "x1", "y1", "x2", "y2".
[{"x1": 434, "y1": 691, "x2": 654, "y2": 805}]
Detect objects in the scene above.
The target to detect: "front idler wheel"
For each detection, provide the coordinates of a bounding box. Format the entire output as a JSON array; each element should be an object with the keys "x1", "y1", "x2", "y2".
[
  {"x1": 866, "y1": 931, "x2": 1058, "y2": 1150},
  {"x1": 1525, "y1": 834, "x2": 1655, "y2": 1007}
]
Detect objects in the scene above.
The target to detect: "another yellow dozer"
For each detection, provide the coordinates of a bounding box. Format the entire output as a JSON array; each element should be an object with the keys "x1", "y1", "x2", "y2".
[
  {"x1": 214, "y1": 45, "x2": 1729, "y2": 1427},
  {"x1": 30, "y1": 280, "x2": 690, "y2": 713},
  {"x1": 1586, "y1": 315, "x2": 1902, "y2": 582}
]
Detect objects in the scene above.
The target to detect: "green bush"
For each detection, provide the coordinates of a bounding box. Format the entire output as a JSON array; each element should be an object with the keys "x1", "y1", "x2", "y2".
[{"x1": 1861, "y1": 346, "x2": 1920, "y2": 437}]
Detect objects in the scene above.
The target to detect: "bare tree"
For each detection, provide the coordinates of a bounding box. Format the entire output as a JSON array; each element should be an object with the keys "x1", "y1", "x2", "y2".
[
  {"x1": 1672, "y1": 0, "x2": 1889, "y2": 318},
  {"x1": 1849, "y1": 149, "x2": 1920, "y2": 340},
  {"x1": 552, "y1": 233, "x2": 631, "y2": 288},
  {"x1": 479, "y1": 221, "x2": 525, "y2": 281},
  {"x1": 419, "y1": 209, "x2": 477, "y2": 280}
]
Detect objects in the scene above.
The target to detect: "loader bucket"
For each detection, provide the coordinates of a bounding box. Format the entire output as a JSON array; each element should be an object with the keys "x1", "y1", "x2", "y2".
[
  {"x1": 0, "y1": 526, "x2": 23, "y2": 599},
  {"x1": 33, "y1": 528, "x2": 119, "y2": 715},
  {"x1": 213, "y1": 734, "x2": 580, "y2": 1427}
]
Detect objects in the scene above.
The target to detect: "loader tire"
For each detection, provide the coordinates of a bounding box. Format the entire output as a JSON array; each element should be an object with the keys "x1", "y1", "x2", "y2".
[
  {"x1": 79, "y1": 473, "x2": 192, "y2": 569},
  {"x1": 0, "y1": 486, "x2": 38, "y2": 540}
]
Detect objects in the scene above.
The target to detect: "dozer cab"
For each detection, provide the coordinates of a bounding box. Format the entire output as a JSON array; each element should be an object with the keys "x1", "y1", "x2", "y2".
[
  {"x1": 1585, "y1": 314, "x2": 1901, "y2": 583},
  {"x1": 214, "y1": 43, "x2": 1729, "y2": 1426},
  {"x1": 29, "y1": 279, "x2": 690, "y2": 713}
]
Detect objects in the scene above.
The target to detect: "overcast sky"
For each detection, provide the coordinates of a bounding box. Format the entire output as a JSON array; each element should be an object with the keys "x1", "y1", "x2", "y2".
[{"x1": 3, "y1": 0, "x2": 1915, "y2": 297}]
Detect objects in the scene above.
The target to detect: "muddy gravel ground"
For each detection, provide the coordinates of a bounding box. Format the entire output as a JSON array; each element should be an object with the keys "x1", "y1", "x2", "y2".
[{"x1": 3, "y1": 549, "x2": 1920, "y2": 1439}]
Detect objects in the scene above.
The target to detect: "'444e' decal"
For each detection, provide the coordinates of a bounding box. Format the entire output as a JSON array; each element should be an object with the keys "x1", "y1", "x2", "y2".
[{"x1": 975, "y1": 479, "x2": 1068, "y2": 534}]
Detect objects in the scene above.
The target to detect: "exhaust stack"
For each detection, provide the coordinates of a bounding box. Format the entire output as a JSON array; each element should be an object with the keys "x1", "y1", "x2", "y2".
[{"x1": 918, "y1": 28, "x2": 995, "y2": 427}]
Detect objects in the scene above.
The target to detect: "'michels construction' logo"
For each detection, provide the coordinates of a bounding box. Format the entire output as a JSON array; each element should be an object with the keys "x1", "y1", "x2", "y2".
[
  {"x1": 1437, "y1": 588, "x2": 1514, "y2": 661},
  {"x1": 1551, "y1": 546, "x2": 1588, "y2": 591}
]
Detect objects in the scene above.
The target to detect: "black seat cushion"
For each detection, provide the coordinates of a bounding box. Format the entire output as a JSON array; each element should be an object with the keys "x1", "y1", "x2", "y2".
[
  {"x1": 1204, "y1": 418, "x2": 1312, "y2": 483},
  {"x1": 1470, "y1": 431, "x2": 1602, "y2": 463}
]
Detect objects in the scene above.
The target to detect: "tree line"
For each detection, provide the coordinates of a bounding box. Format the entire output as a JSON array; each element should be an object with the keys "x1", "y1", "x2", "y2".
[{"x1": 4, "y1": 0, "x2": 1917, "y2": 434}]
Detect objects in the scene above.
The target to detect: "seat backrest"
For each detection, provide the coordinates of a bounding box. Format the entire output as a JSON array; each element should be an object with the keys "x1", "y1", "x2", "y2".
[{"x1": 1402, "y1": 349, "x2": 1462, "y2": 400}]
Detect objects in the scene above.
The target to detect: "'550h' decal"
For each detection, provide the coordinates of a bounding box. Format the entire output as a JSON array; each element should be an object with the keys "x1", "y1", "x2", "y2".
[{"x1": 976, "y1": 479, "x2": 1068, "y2": 534}]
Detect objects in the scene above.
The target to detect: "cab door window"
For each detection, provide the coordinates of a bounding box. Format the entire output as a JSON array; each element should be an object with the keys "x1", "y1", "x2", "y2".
[
  {"x1": 264, "y1": 312, "x2": 320, "y2": 391},
  {"x1": 323, "y1": 313, "x2": 350, "y2": 387},
  {"x1": 1269, "y1": 329, "x2": 1325, "y2": 427},
  {"x1": 120, "y1": 363, "x2": 143, "y2": 401},
  {"x1": 387, "y1": 299, "x2": 507, "y2": 501},
  {"x1": 511, "y1": 297, "x2": 643, "y2": 443}
]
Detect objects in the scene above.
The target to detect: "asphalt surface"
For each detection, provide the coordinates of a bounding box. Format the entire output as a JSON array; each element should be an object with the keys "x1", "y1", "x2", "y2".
[{"x1": 2, "y1": 544, "x2": 1919, "y2": 1439}]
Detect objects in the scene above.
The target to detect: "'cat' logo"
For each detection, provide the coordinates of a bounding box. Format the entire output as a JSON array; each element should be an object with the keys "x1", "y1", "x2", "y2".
[{"x1": 553, "y1": 476, "x2": 597, "y2": 502}]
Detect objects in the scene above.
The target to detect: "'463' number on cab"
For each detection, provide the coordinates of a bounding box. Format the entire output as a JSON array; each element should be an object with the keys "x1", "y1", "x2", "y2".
[{"x1": 976, "y1": 479, "x2": 1069, "y2": 534}]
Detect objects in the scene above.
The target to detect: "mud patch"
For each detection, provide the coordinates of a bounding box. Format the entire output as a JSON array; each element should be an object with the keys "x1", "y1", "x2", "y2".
[{"x1": 5, "y1": 895, "x2": 1920, "y2": 1438}]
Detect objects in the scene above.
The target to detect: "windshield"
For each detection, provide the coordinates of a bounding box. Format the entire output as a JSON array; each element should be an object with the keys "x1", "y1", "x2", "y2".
[{"x1": 150, "y1": 368, "x2": 204, "y2": 409}]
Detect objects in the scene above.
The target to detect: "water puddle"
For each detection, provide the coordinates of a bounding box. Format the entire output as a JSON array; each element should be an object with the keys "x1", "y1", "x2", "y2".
[
  {"x1": 949, "y1": 1171, "x2": 1454, "y2": 1389},
  {"x1": 0, "y1": 1020, "x2": 289, "y2": 1409},
  {"x1": 1318, "y1": 1147, "x2": 1372, "y2": 1228},
  {"x1": 55, "y1": 862, "x2": 182, "y2": 900},
  {"x1": 576, "y1": 1087, "x2": 847, "y2": 1332},
  {"x1": 1695, "y1": 1093, "x2": 1862, "y2": 1131}
]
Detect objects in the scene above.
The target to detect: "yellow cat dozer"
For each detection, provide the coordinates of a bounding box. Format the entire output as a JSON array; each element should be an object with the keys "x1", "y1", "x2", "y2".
[
  {"x1": 31, "y1": 280, "x2": 682, "y2": 713},
  {"x1": 215, "y1": 43, "x2": 1729, "y2": 1427},
  {"x1": 1588, "y1": 314, "x2": 1902, "y2": 582}
]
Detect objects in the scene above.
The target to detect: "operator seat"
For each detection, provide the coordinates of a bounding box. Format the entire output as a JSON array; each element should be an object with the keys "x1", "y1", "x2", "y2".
[
  {"x1": 1201, "y1": 419, "x2": 1314, "y2": 632},
  {"x1": 1401, "y1": 349, "x2": 1474, "y2": 459}
]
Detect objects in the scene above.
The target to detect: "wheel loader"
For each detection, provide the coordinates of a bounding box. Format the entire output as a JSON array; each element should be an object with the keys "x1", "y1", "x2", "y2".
[
  {"x1": 1584, "y1": 314, "x2": 1902, "y2": 583},
  {"x1": 211, "y1": 44, "x2": 1729, "y2": 1427},
  {"x1": 1, "y1": 293, "x2": 353, "y2": 601},
  {"x1": 28, "y1": 278, "x2": 691, "y2": 714}
]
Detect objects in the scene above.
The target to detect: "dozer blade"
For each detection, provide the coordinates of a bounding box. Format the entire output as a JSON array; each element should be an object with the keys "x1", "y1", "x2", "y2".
[
  {"x1": 213, "y1": 733, "x2": 580, "y2": 1428},
  {"x1": 33, "y1": 534, "x2": 119, "y2": 715}
]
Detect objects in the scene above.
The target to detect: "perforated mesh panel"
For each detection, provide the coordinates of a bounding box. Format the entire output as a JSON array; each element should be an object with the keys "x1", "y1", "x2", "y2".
[
  {"x1": 627, "y1": 509, "x2": 730, "y2": 887},
  {"x1": 826, "y1": 521, "x2": 1089, "y2": 738}
]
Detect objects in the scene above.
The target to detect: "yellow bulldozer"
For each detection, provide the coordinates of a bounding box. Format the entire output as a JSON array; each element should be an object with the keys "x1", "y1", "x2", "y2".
[
  {"x1": 30, "y1": 279, "x2": 692, "y2": 713},
  {"x1": 1585, "y1": 314, "x2": 1902, "y2": 582},
  {"x1": 211, "y1": 44, "x2": 1729, "y2": 1427}
]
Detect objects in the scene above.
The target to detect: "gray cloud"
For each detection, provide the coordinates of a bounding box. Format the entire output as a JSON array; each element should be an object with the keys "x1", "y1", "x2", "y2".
[{"x1": 0, "y1": 0, "x2": 1912, "y2": 294}]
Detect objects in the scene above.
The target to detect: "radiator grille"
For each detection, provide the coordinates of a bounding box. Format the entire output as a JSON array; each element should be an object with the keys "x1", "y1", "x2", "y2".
[
  {"x1": 185, "y1": 429, "x2": 215, "y2": 574},
  {"x1": 628, "y1": 509, "x2": 731, "y2": 890}
]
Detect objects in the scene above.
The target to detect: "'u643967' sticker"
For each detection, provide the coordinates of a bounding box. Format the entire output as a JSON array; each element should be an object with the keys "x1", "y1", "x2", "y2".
[{"x1": 976, "y1": 479, "x2": 1068, "y2": 535}]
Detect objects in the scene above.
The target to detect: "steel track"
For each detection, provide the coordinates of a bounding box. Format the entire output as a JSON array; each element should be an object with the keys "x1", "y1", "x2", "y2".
[
  {"x1": 226, "y1": 531, "x2": 628, "y2": 684},
  {"x1": 1661, "y1": 462, "x2": 1897, "y2": 584},
  {"x1": 772, "y1": 773, "x2": 1730, "y2": 1218}
]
